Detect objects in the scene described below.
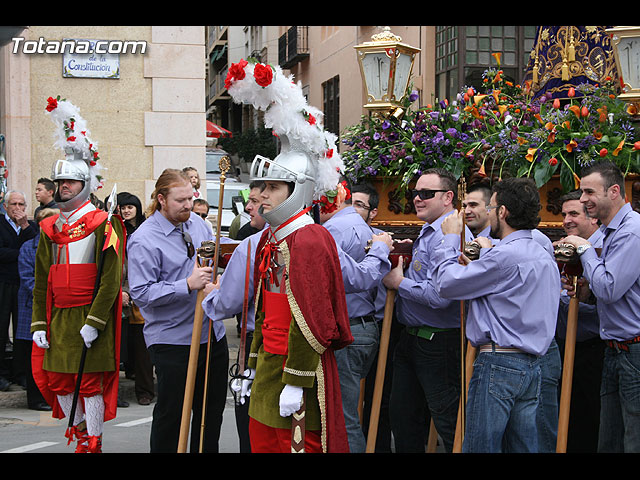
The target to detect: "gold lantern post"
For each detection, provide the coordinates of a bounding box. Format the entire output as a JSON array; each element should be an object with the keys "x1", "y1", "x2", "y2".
[
  {"x1": 607, "y1": 26, "x2": 640, "y2": 119},
  {"x1": 354, "y1": 27, "x2": 421, "y2": 118}
]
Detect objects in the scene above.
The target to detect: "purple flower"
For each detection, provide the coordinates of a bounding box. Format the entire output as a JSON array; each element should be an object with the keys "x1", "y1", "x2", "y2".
[
  {"x1": 446, "y1": 127, "x2": 458, "y2": 138},
  {"x1": 382, "y1": 120, "x2": 391, "y2": 130},
  {"x1": 409, "y1": 90, "x2": 419, "y2": 102}
]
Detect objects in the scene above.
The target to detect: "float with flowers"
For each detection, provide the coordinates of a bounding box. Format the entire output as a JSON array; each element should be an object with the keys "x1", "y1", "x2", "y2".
[{"x1": 341, "y1": 53, "x2": 640, "y2": 231}]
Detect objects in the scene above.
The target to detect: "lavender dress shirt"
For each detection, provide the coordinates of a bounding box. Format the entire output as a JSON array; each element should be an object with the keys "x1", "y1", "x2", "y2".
[
  {"x1": 433, "y1": 229, "x2": 560, "y2": 356},
  {"x1": 396, "y1": 210, "x2": 473, "y2": 329},
  {"x1": 323, "y1": 206, "x2": 387, "y2": 318},
  {"x1": 127, "y1": 211, "x2": 225, "y2": 347},
  {"x1": 201, "y1": 226, "x2": 265, "y2": 331},
  {"x1": 580, "y1": 202, "x2": 640, "y2": 342}
]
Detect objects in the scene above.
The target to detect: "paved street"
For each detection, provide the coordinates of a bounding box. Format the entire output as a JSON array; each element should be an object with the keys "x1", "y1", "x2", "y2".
[{"x1": 0, "y1": 318, "x2": 244, "y2": 454}]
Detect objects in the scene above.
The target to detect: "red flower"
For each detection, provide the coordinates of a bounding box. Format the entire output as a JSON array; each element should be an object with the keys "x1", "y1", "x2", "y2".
[
  {"x1": 326, "y1": 148, "x2": 334, "y2": 158},
  {"x1": 90, "y1": 161, "x2": 96, "y2": 166},
  {"x1": 307, "y1": 113, "x2": 316, "y2": 126},
  {"x1": 253, "y1": 63, "x2": 274, "y2": 88},
  {"x1": 224, "y1": 59, "x2": 248, "y2": 89},
  {"x1": 46, "y1": 97, "x2": 58, "y2": 112},
  {"x1": 599, "y1": 148, "x2": 608, "y2": 157},
  {"x1": 67, "y1": 136, "x2": 76, "y2": 142},
  {"x1": 548, "y1": 157, "x2": 558, "y2": 166}
]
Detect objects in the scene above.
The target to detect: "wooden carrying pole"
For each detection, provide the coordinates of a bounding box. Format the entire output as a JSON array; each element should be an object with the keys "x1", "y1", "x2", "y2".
[
  {"x1": 452, "y1": 342, "x2": 476, "y2": 452},
  {"x1": 365, "y1": 289, "x2": 395, "y2": 453},
  {"x1": 177, "y1": 156, "x2": 230, "y2": 453},
  {"x1": 556, "y1": 275, "x2": 579, "y2": 453}
]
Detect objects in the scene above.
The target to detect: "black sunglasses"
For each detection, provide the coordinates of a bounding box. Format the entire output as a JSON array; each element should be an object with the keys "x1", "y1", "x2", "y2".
[
  {"x1": 195, "y1": 212, "x2": 208, "y2": 219},
  {"x1": 180, "y1": 226, "x2": 195, "y2": 259},
  {"x1": 411, "y1": 189, "x2": 449, "y2": 200}
]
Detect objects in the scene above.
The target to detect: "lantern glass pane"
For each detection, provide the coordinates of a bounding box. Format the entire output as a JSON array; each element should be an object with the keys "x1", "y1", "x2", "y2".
[
  {"x1": 393, "y1": 53, "x2": 413, "y2": 100},
  {"x1": 361, "y1": 52, "x2": 390, "y2": 100},
  {"x1": 618, "y1": 37, "x2": 640, "y2": 89}
]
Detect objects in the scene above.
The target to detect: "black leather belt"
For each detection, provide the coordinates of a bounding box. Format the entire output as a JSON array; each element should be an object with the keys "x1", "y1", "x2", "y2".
[{"x1": 349, "y1": 315, "x2": 376, "y2": 326}]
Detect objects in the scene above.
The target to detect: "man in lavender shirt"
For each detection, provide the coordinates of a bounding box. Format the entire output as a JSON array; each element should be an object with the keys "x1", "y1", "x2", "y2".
[
  {"x1": 433, "y1": 177, "x2": 560, "y2": 453},
  {"x1": 127, "y1": 168, "x2": 228, "y2": 453},
  {"x1": 560, "y1": 161, "x2": 640, "y2": 453},
  {"x1": 320, "y1": 179, "x2": 393, "y2": 453},
  {"x1": 382, "y1": 168, "x2": 473, "y2": 453}
]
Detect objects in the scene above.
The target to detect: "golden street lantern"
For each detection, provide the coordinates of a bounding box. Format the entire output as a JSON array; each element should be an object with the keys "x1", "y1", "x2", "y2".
[
  {"x1": 355, "y1": 27, "x2": 421, "y2": 115},
  {"x1": 607, "y1": 26, "x2": 640, "y2": 115}
]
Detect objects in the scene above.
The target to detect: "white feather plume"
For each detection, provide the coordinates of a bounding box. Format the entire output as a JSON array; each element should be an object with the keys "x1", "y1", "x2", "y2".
[
  {"x1": 45, "y1": 96, "x2": 104, "y2": 192},
  {"x1": 226, "y1": 60, "x2": 343, "y2": 200}
]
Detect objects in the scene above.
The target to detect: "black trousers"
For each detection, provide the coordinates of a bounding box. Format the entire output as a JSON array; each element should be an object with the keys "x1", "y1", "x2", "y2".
[
  {"x1": 13, "y1": 338, "x2": 47, "y2": 407},
  {"x1": 557, "y1": 336, "x2": 604, "y2": 452},
  {"x1": 0, "y1": 282, "x2": 18, "y2": 380},
  {"x1": 148, "y1": 335, "x2": 228, "y2": 453},
  {"x1": 233, "y1": 331, "x2": 253, "y2": 453}
]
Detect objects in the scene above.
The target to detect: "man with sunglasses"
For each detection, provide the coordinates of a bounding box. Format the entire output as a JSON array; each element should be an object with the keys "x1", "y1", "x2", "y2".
[
  {"x1": 192, "y1": 198, "x2": 214, "y2": 234},
  {"x1": 382, "y1": 168, "x2": 473, "y2": 453},
  {"x1": 127, "y1": 168, "x2": 228, "y2": 453},
  {"x1": 432, "y1": 177, "x2": 560, "y2": 452}
]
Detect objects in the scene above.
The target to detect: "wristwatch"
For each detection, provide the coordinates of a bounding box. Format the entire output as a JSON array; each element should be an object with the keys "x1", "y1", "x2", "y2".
[{"x1": 576, "y1": 244, "x2": 592, "y2": 256}]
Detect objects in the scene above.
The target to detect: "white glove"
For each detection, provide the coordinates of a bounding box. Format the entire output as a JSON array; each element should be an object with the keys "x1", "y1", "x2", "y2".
[
  {"x1": 80, "y1": 324, "x2": 99, "y2": 348},
  {"x1": 279, "y1": 384, "x2": 303, "y2": 417},
  {"x1": 33, "y1": 330, "x2": 49, "y2": 349},
  {"x1": 230, "y1": 368, "x2": 255, "y2": 405}
]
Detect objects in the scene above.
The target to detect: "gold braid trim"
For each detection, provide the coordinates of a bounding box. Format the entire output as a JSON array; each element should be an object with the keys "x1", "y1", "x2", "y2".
[
  {"x1": 315, "y1": 359, "x2": 328, "y2": 453},
  {"x1": 280, "y1": 241, "x2": 326, "y2": 355},
  {"x1": 86, "y1": 315, "x2": 106, "y2": 326},
  {"x1": 283, "y1": 366, "x2": 316, "y2": 377},
  {"x1": 280, "y1": 239, "x2": 328, "y2": 452}
]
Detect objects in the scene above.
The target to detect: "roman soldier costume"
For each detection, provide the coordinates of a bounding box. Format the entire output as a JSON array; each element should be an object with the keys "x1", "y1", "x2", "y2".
[
  {"x1": 31, "y1": 97, "x2": 124, "y2": 453},
  {"x1": 226, "y1": 60, "x2": 352, "y2": 453}
]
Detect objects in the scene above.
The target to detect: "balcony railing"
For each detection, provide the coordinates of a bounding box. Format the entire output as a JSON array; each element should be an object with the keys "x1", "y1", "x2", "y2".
[{"x1": 278, "y1": 26, "x2": 309, "y2": 69}]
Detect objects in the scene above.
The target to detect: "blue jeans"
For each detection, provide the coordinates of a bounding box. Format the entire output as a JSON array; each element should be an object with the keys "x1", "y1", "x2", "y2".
[
  {"x1": 598, "y1": 342, "x2": 640, "y2": 452},
  {"x1": 389, "y1": 328, "x2": 460, "y2": 453},
  {"x1": 334, "y1": 319, "x2": 380, "y2": 453},
  {"x1": 536, "y1": 338, "x2": 561, "y2": 452},
  {"x1": 463, "y1": 350, "x2": 541, "y2": 453}
]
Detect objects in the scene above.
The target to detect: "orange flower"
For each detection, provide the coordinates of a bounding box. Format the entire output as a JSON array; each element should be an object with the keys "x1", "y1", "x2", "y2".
[
  {"x1": 634, "y1": 141, "x2": 640, "y2": 150},
  {"x1": 478, "y1": 164, "x2": 487, "y2": 177},
  {"x1": 566, "y1": 139, "x2": 578, "y2": 153},
  {"x1": 569, "y1": 105, "x2": 581, "y2": 118},
  {"x1": 581, "y1": 106, "x2": 590, "y2": 117},
  {"x1": 568, "y1": 87, "x2": 576, "y2": 97},
  {"x1": 492, "y1": 52, "x2": 502, "y2": 66},
  {"x1": 593, "y1": 131, "x2": 603, "y2": 140},
  {"x1": 573, "y1": 173, "x2": 581, "y2": 189},
  {"x1": 534, "y1": 113, "x2": 544, "y2": 124},
  {"x1": 517, "y1": 136, "x2": 528, "y2": 145},
  {"x1": 613, "y1": 140, "x2": 625, "y2": 156},
  {"x1": 597, "y1": 106, "x2": 608, "y2": 123},
  {"x1": 526, "y1": 148, "x2": 537, "y2": 163},
  {"x1": 492, "y1": 90, "x2": 501, "y2": 105}
]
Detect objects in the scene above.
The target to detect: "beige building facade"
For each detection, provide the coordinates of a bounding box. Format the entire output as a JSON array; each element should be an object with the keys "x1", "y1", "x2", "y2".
[{"x1": 0, "y1": 25, "x2": 206, "y2": 216}]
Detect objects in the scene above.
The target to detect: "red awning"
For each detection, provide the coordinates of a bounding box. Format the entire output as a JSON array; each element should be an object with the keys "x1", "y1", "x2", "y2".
[{"x1": 206, "y1": 120, "x2": 232, "y2": 138}]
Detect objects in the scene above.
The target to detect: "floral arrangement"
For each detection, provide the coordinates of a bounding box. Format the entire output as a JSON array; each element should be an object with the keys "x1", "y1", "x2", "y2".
[
  {"x1": 225, "y1": 57, "x2": 343, "y2": 213},
  {"x1": 45, "y1": 95, "x2": 104, "y2": 190},
  {"x1": 341, "y1": 53, "x2": 640, "y2": 200}
]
